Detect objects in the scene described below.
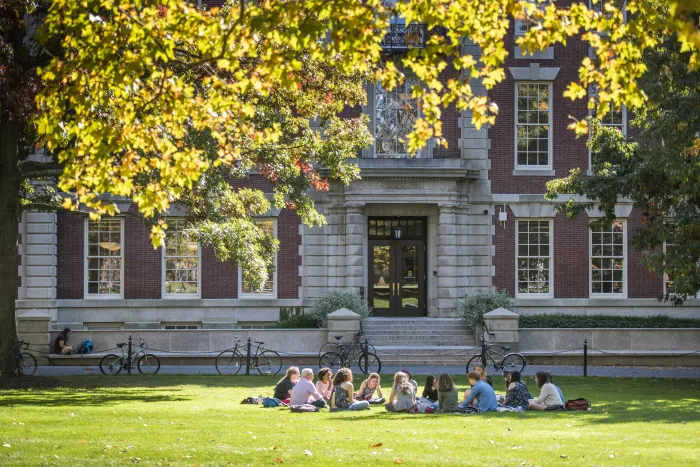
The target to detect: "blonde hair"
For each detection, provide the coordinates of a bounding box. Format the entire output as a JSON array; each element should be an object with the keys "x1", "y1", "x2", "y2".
[
  {"x1": 473, "y1": 362, "x2": 487, "y2": 378},
  {"x1": 277, "y1": 366, "x2": 299, "y2": 385},
  {"x1": 301, "y1": 368, "x2": 314, "y2": 378},
  {"x1": 393, "y1": 371, "x2": 412, "y2": 395},
  {"x1": 365, "y1": 373, "x2": 380, "y2": 385}
]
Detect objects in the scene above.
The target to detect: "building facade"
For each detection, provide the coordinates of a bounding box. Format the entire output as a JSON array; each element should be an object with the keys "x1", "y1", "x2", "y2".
[{"x1": 15, "y1": 1, "x2": 700, "y2": 332}]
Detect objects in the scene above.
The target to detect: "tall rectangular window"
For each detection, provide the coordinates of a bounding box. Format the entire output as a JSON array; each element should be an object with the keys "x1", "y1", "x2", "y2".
[
  {"x1": 516, "y1": 82, "x2": 551, "y2": 168},
  {"x1": 239, "y1": 219, "x2": 276, "y2": 297},
  {"x1": 375, "y1": 78, "x2": 419, "y2": 158},
  {"x1": 86, "y1": 219, "x2": 123, "y2": 297},
  {"x1": 515, "y1": 0, "x2": 544, "y2": 35},
  {"x1": 590, "y1": 220, "x2": 626, "y2": 296},
  {"x1": 663, "y1": 242, "x2": 675, "y2": 295},
  {"x1": 589, "y1": 85, "x2": 626, "y2": 169},
  {"x1": 163, "y1": 219, "x2": 200, "y2": 297},
  {"x1": 516, "y1": 220, "x2": 552, "y2": 296}
]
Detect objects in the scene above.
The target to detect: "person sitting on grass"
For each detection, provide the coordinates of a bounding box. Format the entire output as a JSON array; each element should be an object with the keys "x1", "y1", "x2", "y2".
[
  {"x1": 290, "y1": 368, "x2": 326, "y2": 408},
  {"x1": 385, "y1": 372, "x2": 416, "y2": 412},
  {"x1": 330, "y1": 368, "x2": 370, "y2": 411},
  {"x1": 500, "y1": 371, "x2": 530, "y2": 411},
  {"x1": 54, "y1": 328, "x2": 74, "y2": 355},
  {"x1": 528, "y1": 372, "x2": 565, "y2": 411},
  {"x1": 315, "y1": 368, "x2": 334, "y2": 401},
  {"x1": 401, "y1": 369, "x2": 419, "y2": 390},
  {"x1": 273, "y1": 366, "x2": 300, "y2": 403},
  {"x1": 462, "y1": 362, "x2": 492, "y2": 402},
  {"x1": 422, "y1": 375, "x2": 438, "y2": 402},
  {"x1": 436, "y1": 373, "x2": 458, "y2": 414},
  {"x1": 460, "y1": 371, "x2": 498, "y2": 413},
  {"x1": 355, "y1": 372, "x2": 385, "y2": 404},
  {"x1": 547, "y1": 372, "x2": 565, "y2": 405}
]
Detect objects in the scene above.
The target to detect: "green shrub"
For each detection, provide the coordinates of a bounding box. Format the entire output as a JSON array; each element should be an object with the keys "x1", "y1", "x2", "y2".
[
  {"x1": 457, "y1": 289, "x2": 514, "y2": 329},
  {"x1": 276, "y1": 307, "x2": 320, "y2": 328},
  {"x1": 310, "y1": 290, "x2": 371, "y2": 328},
  {"x1": 519, "y1": 314, "x2": 700, "y2": 328}
]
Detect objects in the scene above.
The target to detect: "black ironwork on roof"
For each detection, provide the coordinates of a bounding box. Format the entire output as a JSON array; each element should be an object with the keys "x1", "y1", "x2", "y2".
[{"x1": 379, "y1": 23, "x2": 428, "y2": 51}]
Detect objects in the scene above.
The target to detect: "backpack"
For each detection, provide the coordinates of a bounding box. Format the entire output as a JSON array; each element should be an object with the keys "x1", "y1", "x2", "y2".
[
  {"x1": 241, "y1": 396, "x2": 264, "y2": 405},
  {"x1": 263, "y1": 397, "x2": 287, "y2": 408},
  {"x1": 565, "y1": 398, "x2": 591, "y2": 411},
  {"x1": 74, "y1": 339, "x2": 93, "y2": 354},
  {"x1": 289, "y1": 404, "x2": 319, "y2": 413}
]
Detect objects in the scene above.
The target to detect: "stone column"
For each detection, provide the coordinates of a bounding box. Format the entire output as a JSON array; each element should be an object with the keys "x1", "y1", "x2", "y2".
[
  {"x1": 437, "y1": 203, "x2": 458, "y2": 315},
  {"x1": 344, "y1": 205, "x2": 365, "y2": 291},
  {"x1": 22, "y1": 212, "x2": 57, "y2": 300},
  {"x1": 483, "y1": 307, "x2": 520, "y2": 351},
  {"x1": 326, "y1": 308, "x2": 361, "y2": 343},
  {"x1": 16, "y1": 308, "x2": 51, "y2": 365}
]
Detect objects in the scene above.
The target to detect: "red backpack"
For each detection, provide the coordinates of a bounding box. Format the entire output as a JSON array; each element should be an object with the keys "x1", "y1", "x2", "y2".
[{"x1": 565, "y1": 398, "x2": 591, "y2": 411}]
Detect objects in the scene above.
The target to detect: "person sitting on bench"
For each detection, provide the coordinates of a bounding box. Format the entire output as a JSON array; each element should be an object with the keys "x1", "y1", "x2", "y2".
[{"x1": 54, "y1": 328, "x2": 73, "y2": 355}]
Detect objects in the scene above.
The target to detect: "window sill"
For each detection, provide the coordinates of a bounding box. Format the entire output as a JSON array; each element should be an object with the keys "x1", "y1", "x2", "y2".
[
  {"x1": 515, "y1": 294, "x2": 554, "y2": 299},
  {"x1": 590, "y1": 294, "x2": 628, "y2": 299},
  {"x1": 84, "y1": 294, "x2": 123, "y2": 300},
  {"x1": 512, "y1": 169, "x2": 555, "y2": 177},
  {"x1": 514, "y1": 45, "x2": 554, "y2": 60},
  {"x1": 163, "y1": 294, "x2": 201, "y2": 300}
]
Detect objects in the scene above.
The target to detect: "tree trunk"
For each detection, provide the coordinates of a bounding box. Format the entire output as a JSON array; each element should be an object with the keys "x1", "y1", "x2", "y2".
[{"x1": 0, "y1": 122, "x2": 21, "y2": 376}]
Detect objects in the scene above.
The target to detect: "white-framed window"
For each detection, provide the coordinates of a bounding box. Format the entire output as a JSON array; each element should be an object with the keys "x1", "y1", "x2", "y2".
[
  {"x1": 162, "y1": 219, "x2": 200, "y2": 298},
  {"x1": 374, "y1": 77, "x2": 420, "y2": 158},
  {"x1": 663, "y1": 242, "x2": 675, "y2": 296},
  {"x1": 84, "y1": 322, "x2": 124, "y2": 330},
  {"x1": 85, "y1": 218, "x2": 124, "y2": 298},
  {"x1": 515, "y1": 0, "x2": 545, "y2": 35},
  {"x1": 515, "y1": 82, "x2": 552, "y2": 169},
  {"x1": 588, "y1": 85, "x2": 627, "y2": 169},
  {"x1": 516, "y1": 219, "x2": 553, "y2": 297},
  {"x1": 590, "y1": 220, "x2": 627, "y2": 297},
  {"x1": 238, "y1": 218, "x2": 277, "y2": 298},
  {"x1": 163, "y1": 323, "x2": 201, "y2": 330}
]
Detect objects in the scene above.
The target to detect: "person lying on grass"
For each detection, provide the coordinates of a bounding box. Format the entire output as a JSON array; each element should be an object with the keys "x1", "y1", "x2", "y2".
[
  {"x1": 290, "y1": 368, "x2": 327, "y2": 408},
  {"x1": 528, "y1": 372, "x2": 565, "y2": 411},
  {"x1": 273, "y1": 367, "x2": 300, "y2": 403},
  {"x1": 436, "y1": 373, "x2": 458, "y2": 413},
  {"x1": 355, "y1": 372, "x2": 385, "y2": 404},
  {"x1": 315, "y1": 368, "x2": 334, "y2": 401},
  {"x1": 330, "y1": 368, "x2": 370, "y2": 411},
  {"x1": 458, "y1": 371, "x2": 498, "y2": 413},
  {"x1": 385, "y1": 371, "x2": 416, "y2": 412}
]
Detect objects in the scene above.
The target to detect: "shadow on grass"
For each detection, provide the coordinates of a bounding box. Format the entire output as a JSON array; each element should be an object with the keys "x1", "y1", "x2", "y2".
[{"x1": 0, "y1": 387, "x2": 191, "y2": 407}]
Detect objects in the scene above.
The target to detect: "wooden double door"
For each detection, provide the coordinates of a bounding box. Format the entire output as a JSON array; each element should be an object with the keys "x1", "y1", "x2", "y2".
[{"x1": 368, "y1": 239, "x2": 426, "y2": 317}]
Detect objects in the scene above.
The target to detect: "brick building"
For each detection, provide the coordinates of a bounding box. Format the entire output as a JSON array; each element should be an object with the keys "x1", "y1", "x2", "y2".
[{"x1": 15, "y1": 1, "x2": 700, "y2": 333}]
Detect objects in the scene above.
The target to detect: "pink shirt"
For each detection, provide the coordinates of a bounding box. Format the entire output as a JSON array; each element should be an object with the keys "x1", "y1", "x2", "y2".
[
  {"x1": 315, "y1": 380, "x2": 333, "y2": 399},
  {"x1": 290, "y1": 378, "x2": 322, "y2": 406}
]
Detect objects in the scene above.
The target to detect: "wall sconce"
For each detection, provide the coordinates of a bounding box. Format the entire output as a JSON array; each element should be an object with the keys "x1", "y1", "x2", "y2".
[{"x1": 393, "y1": 226, "x2": 402, "y2": 239}]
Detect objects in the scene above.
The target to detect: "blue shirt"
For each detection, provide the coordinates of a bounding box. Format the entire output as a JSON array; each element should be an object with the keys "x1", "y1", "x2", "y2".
[
  {"x1": 554, "y1": 385, "x2": 565, "y2": 404},
  {"x1": 464, "y1": 380, "x2": 498, "y2": 413}
]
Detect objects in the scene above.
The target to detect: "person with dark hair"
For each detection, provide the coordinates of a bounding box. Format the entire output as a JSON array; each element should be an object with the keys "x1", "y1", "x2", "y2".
[
  {"x1": 54, "y1": 328, "x2": 73, "y2": 355},
  {"x1": 501, "y1": 371, "x2": 530, "y2": 411},
  {"x1": 273, "y1": 367, "x2": 300, "y2": 403},
  {"x1": 546, "y1": 372, "x2": 565, "y2": 405},
  {"x1": 460, "y1": 371, "x2": 498, "y2": 413},
  {"x1": 422, "y1": 375, "x2": 438, "y2": 402},
  {"x1": 315, "y1": 368, "x2": 334, "y2": 401},
  {"x1": 529, "y1": 372, "x2": 564, "y2": 411},
  {"x1": 436, "y1": 373, "x2": 458, "y2": 413},
  {"x1": 401, "y1": 369, "x2": 418, "y2": 390},
  {"x1": 330, "y1": 368, "x2": 370, "y2": 411}
]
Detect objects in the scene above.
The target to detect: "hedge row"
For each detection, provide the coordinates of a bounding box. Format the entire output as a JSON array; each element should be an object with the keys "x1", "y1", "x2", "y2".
[{"x1": 518, "y1": 314, "x2": 700, "y2": 329}]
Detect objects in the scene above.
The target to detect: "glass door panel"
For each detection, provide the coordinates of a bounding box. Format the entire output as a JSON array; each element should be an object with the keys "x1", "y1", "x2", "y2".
[
  {"x1": 396, "y1": 240, "x2": 425, "y2": 317},
  {"x1": 370, "y1": 242, "x2": 394, "y2": 316}
]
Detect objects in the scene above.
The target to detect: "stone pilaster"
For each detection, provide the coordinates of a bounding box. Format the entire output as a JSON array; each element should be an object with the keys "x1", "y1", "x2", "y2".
[
  {"x1": 436, "y1": 203, "x2": 458, "y2": 315},
  {"x1": 344, "y1": 205, "x2": 365, "y2": 290}
]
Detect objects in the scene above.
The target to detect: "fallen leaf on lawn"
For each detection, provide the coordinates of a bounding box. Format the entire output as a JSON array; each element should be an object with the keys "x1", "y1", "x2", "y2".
[
  {"x1": 132, "y1": 458, "x2": 140, "y2": 463},
  {"x1": 395, "y1": 459, "x2": 405, "y2": 464},
  {"x1": 456, "y1": 432, "x2": 463, "y2": 436},
  {"x1": 520, "y1": 462, "x2": 526, "y2": 466},
  {"x1": 304, "y1": 450, "x2": 312, "y2": 456},
  {"x1": 560, "y1": 454, "x2": 568, "y2": 458},
  {"x1": 105, "y1": 445, "x2": 113, "y2": 449},
  {"x1": 370, "y1": 443, "x2": 383, "y2": 448},
  {"x1": 507, "y1": 428, "x2": 513, "y2": 431},
  {"x1": 681, "y1": 421, "x2": 687, "y2": 424},
  {"x1": 79, "y1": 440, "x2": 85, "y2": 444},
  {"x1": 143, "y1": 424, "x2": 148, "y2": 427},
  {"x1": 69, "y1": 413, "x2": 75, "y2": 417},
  {"x1": 433, "y1": 445, "x2": 438, "y2": 449},
  {"x1": 489, "y1": 440, "x2": 494, "y2": 444},
  {"x1": 252, "y1": 436, "x2": 257, "y2": 440},
  {"x1": 610, "y1": 454, "x2": 616, "y2": 458},
  {"x1": 272, "y1": 446, "x2": 278, "y2": 450},
  {"x1": 2, "y1": 444, "x2": 10, "y2": 448},
  {"x1": 274, "y1": 459, "x2": 284, "y2": 464}
]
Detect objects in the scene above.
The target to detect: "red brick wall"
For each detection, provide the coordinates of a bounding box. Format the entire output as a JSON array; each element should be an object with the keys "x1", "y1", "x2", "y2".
[
  {"x1": 277, "y1": 209, "x2": 301, "y2": 299},
  {"x1": 201, "y1": 246, "x2": 237, "y2": 299},
  {"x1": 124, "y1": 206, "x2": 162, "y2": 299},
  {"x1": 492, "y1": 206, "x2": 516, "y2": 294},
  {"x1": 627, "y1": 209, "x2": 664, "y2": 298},
  {"x1": 553, "y1": 212, "x2": 590, "y2": 298},
  {"x1": 489, "y1": 9, "x2": 589, "y2": 194},
  {"x1": 433, "y1": 59, "x2": 461, "y2": 159},
  {"x1": 56, "y1": 211, "x2": 84, "y2": 299}
]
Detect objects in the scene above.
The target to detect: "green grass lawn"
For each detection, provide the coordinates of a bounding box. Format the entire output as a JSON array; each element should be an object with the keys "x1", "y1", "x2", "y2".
[{"x1": 1, "y1": 375, "x2": 699, "y2": 466}]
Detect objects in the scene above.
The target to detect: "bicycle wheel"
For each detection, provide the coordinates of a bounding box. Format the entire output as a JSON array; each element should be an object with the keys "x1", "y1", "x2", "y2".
[
  {"x1": 318, "y1": 342, "x2": 341, "y2": 358},
  {"x1": 20, "y1": 352, "x2": 37, "y2": 376},
  {"x1": 319, "y1": 351, "x2": 344, "y2": 372},
  {"x1": 358, "y1": 352, "x2": 381, "y2": 375},
  {"x1": 256, "y1": 350, "x2": 282, "y2": 376},
  {"x1": 215, "y1": 350, "x2": 243, "y2": 375},
  {"x1": 465, "y1": 354, "x2": 486, "y2": 375},
  {"x1": 100, "y1": 354, "x2": 124, "y2": 375},
  {"x1": 137, "y1": 354, "x2": 161, "y2": 374},
  {"x1": 500, "y1": 353, "x2": 526, "y2": 373}
]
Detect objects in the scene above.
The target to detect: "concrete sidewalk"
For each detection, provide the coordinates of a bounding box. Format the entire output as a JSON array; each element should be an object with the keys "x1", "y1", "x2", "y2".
[{"x1": 30, "y1": 364, "x2": 700, "y2": 379}]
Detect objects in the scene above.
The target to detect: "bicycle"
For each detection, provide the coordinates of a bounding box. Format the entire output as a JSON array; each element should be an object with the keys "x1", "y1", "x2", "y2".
[
  {"x1": 17, "y1": 340, "x2": 37, "y2": 376},
  {"x1": 319, "y1": 335, "x2": 381, "y2": 375},
  {"x1": 215, "y1": 337, "x2": 282, "y2": 375},
  {"x1": 465, "y1": 328, "x2": 526, "y2": 375},
  {"x1": 99, "y1": 338, "x2": 161, "y2": 375}
]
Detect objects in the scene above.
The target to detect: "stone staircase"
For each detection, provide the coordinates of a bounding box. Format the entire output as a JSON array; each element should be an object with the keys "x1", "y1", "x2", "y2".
[{"x1": 362, "y1": 318, "x2": 477, "y2": 366}]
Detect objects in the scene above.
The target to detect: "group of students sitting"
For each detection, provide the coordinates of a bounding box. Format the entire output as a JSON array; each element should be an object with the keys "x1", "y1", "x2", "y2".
[{"x1": 271, "y1": 364, "x2": 566, "y2": 413}]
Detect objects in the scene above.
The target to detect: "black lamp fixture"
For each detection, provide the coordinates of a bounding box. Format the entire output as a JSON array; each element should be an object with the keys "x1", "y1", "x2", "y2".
[{"x1": 393, "y1": 225, "x2": 402, "y2": 239}]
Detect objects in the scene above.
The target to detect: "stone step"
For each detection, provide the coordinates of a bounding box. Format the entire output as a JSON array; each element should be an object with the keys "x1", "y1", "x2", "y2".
[
  {"x1": 373, "y1": 345, "x2": 477, "y2": 355},
  {"x1": 369, "y1": 338, "x2": 475, "y2": 346},
  {"x1": 364, "y1": 331, "x2": 473, "y2": 337}
]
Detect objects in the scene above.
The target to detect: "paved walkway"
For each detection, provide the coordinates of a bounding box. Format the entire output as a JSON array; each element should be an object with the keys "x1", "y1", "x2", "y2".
[{"x1": 31, "y1": 364, "x2": 700, "y2": 378}]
